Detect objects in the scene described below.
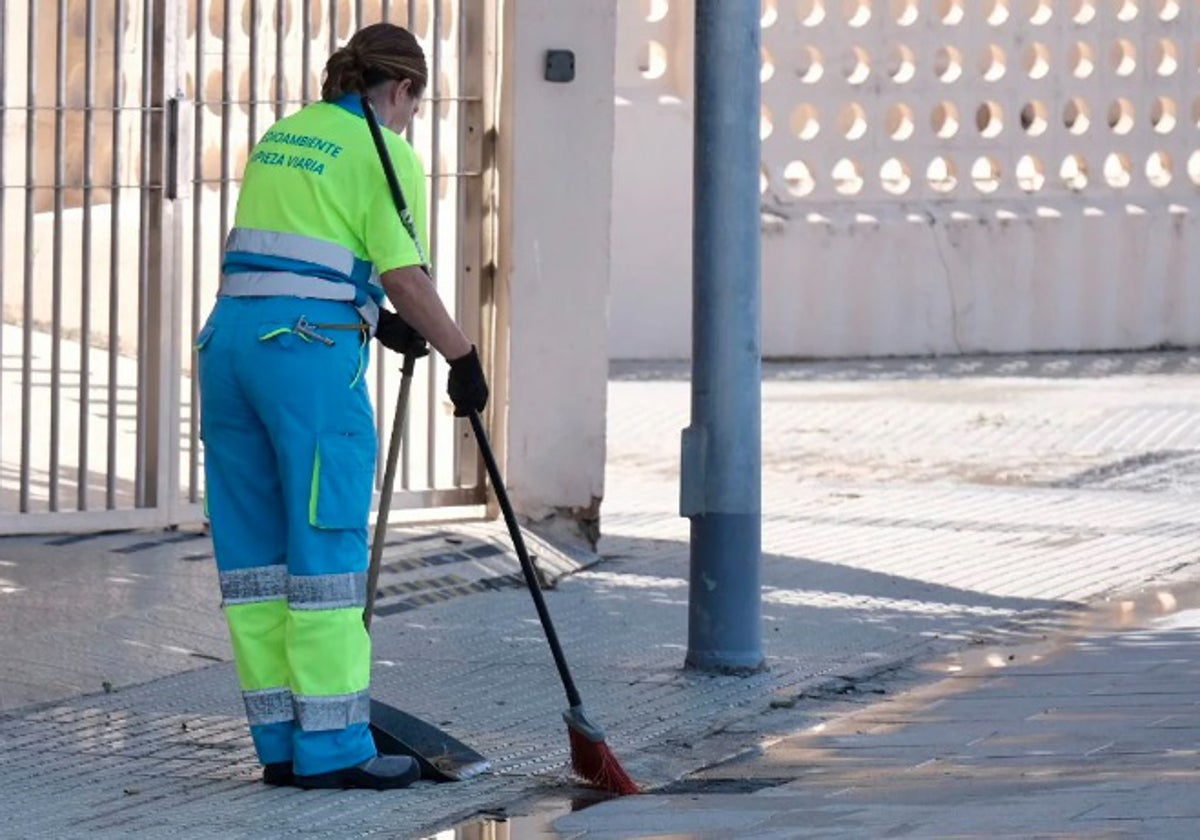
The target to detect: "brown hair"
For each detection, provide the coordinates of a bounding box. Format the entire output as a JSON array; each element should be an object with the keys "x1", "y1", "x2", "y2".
[{"x1": 321, "y1": 23, "x2": 427, "y2": 102}]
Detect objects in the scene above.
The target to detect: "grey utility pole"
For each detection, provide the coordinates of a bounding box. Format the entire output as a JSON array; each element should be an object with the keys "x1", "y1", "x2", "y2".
[{"x1": 680, "y1": 0, "x2": 764, "y2": 674}]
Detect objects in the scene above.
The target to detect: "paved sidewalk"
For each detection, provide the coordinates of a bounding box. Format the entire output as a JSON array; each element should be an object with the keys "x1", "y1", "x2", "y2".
[
  {"x1": 556, "y1": 586, "x2": 1200, "y2": 839},
  {"x1": 1, "y1": 351, "x2": 1199, "y2": 838}
]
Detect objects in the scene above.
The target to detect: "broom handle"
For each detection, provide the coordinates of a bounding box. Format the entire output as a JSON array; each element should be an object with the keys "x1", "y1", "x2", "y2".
[
  {"x1": 365, "y1": 352, "x2": 417, "y2": 631},
  {"x1": 468, "y1": 411, "x2": 584, "y2": 709}
]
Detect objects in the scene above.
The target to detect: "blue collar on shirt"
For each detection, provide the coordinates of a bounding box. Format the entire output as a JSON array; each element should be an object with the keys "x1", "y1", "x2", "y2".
[{"x1": 332, "y1": 93, "x2": 366, "y2": 118}]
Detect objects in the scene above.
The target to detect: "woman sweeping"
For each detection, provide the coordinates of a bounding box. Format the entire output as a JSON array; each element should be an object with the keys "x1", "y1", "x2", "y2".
[{"x1": 196, "y1": 22, "x2": 488, "y2": 790}]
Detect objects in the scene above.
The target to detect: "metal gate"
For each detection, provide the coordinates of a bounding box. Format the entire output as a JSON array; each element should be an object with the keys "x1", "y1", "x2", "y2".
[{"x1": 0, "y1": 0, "x2": 494, "y2": 534}]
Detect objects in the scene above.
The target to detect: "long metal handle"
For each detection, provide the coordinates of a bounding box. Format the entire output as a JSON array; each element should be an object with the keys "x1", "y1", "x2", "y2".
[
  {"x1": 365, "y1": 351, "x2": 418, "y2": 631},
  {"x1": 467, "y1": 410, "x2": 584, "y2": 709}
]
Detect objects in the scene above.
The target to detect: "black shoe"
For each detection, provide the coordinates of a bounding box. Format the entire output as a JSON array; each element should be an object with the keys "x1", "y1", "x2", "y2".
[
  {"x1": 294, "y1": 755, "x2": 420, "y2": 791},
  {"x1": 262, "y1": 762, "x2": 294, "y2": 786}
]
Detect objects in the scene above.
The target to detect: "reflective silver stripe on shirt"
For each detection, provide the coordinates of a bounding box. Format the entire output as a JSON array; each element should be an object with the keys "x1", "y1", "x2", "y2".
[
  {"x1": 225, "y1": 227, "x2": 357, "y2": 277},
  {"x1": 220, "y1": 271, "x2": 357, "y2": 302},
  {"x1": 288, "y1": 570, "x2": 368, "y2": 610},
  {"x1": 243, "y1": 686, "x2": 294, "y2": 726},
  {"x1": 219, "y1": 565, "x2": 288, "y2": 606},
  {"x1": 293, "y1": 689, "x2": 371, "y2": 731},
  {"x1": 219, "y1": 272, "x2": 379, "y2": 332}
]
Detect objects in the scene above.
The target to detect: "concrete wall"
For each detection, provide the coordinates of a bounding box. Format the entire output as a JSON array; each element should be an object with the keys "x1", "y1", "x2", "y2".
[
  {"x1": 498, "y1": 1, "x2": 617, "y2": 535},
  {"x1": 611, "y1": 0, "x2": 1200, "y2": 360}
]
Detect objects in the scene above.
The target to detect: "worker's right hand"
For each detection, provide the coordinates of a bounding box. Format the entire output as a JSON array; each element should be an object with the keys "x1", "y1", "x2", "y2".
[
  {"x1": 375, "y1": 308, "x2": 430, "y2": 358},
  {"x1": 447, "y1": 346, "x2": 489, "y2": 417}
]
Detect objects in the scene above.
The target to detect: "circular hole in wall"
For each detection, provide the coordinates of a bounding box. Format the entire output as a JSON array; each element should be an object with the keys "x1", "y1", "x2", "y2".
[
  {"x1": 762, "y1": 47, "x2": 776, "y2": 83},
  {"x1": 887, "y1": 103, "x2": 915, "y2": 140},
  {"x1": 1025, "y1": 43, "x2": 1050, "y2": 79},
  {"x1": 927, "y1": 156, "x2": 958, "y2": 192},
  {"x1": 939, "y1": 0, "x2": 965, "y2": 25},
  {"x1": 1157, "y1": 0, "x2": 1180, "y2": 22},
  {"x1": 1116, "y1": 0, "x2": 1138, "y2": 22},
  {"x1": 976, "y1": 101, "x2": 1005, "y2": 137},
  {"x1": 638, "y1": 40, "x2": 669, "y2": 79},
  {"x1": 987, "y1": 0, "x2": 1010, "y2": 25},
  {"x1": 1064, "y1": 98, "x2": 1092, "y2": 134},
  {"x1": 1021, "y1": 100, "x2": 1049, "y2": 135},
  {"x1": 1107, "y1": 98, "x2": 1135, "y2": 134},
  {"x1": 645, "y1": 0, "x2": 670, "y2": 23},
  {"x1": 790, "y1": 104, "x2": 821, "y2": 140},
  {"x1": 839, "y1": 102, "x2": 868, "y2": 139},
  {"x1": 760, "y1": 164, "x2": 770, "y2": 195},
  {"x1": 971, "y1": 156, "x2": 1002, "y2": 192},
  {"x1": 1027, "y1": 0, "x2": 1052, "y2": 24},
  {"x1": 890, "y1": 0, "x2": 919, "y2": 26},
  {"x1": 1188, "y1": 150, "x2": 1200, "y2": 186},
  {"x1": 1151, "y1": 96, "x2": 1177, "y2": 133},
  {"x1": 1155, "y1": 39, "x2": 1178, "y2": 76},
  {"x1": 785, "y1": 160, "x2": 816, "y2": 196},
  {"x1": 1071, "y1": 0, "x2": 1096, "y2": 23},
  {"x1": 1111, "y1": 40, "x2": 1137, "y2": 76},
  {"x1": 761, "y1": 0, "x2": 780, "y2": 27},
  {"x1": 1070, "y1": 42, "x2": 1095, "y2": 78},
  {"x1": 1016, "y1": 154, "x2": 1046, "y2": 192},
  {"x1": 843, "y1": 47, "x2": 871, "y2": 84},
  {"x1": 1146, "y1": 151, "x2": 1173, "y2": 187},
  {"x1": 1103, "y1": 152, "x2": 1133, "y2": 188},
  {"x1": 932, "y1": 101, "x2": 961, "y2": 138},
  {"x1": 936, "y1": 45, "x2": 964, "y2": 82},
  {"x1": 761, "y1": 104, "x2": 774, "y2": 140},
  {"x1": 844, "y1": 0, "x2": 871, "y2": 27},
  {"x1": 888, "y1": 44, "x2": 917, "y2": 83},
  {"x1": 798, "y1": 0, "x2": 826, "y2": 26},
  {"x1": 1060, "y1": 154, "x2": 1090, "y2": 190},
  {"x1": 981, "y1": 45, "x2": 1007, "y2": 81},
  {"x1": 798, "y1": 46, "x2": 825, "y2": 83},
  {"x1": 832, "y1": 158, "x2": 865, "y2": 194},
  {"x1": 880, "y1": 158, "x2": 912, "y2": 194}
]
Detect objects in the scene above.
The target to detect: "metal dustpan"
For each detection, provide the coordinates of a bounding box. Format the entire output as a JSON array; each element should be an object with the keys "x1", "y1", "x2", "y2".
[
  {"x1": 370, "y1": 700, "x2": 491, "y2": 781},
  {"x1": 364, "y1": 352, "x2": 490, "y2": 783}
]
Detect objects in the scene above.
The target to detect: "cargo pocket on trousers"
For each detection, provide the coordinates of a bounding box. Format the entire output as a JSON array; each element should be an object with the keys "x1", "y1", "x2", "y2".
[{"x1": 309, "y1": 431, "x2": 375, "y2": 530}]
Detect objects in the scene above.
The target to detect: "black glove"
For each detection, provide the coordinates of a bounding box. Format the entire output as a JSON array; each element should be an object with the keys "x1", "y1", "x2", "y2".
[
  {"x1": 374, "y1": 309, "x2": 429, "y2": 357},
  {"x1": 447, "y1": 346, "x2": 488, "y2": 417}
]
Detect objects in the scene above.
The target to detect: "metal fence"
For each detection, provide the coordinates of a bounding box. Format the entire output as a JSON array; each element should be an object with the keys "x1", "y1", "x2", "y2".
[{"x1": 0, "y1": 0, "x2": 493, "y2": 534}]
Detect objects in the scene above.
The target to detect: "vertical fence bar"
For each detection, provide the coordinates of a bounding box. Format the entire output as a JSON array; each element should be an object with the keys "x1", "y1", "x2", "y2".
[
  {"x1": 355, "y1": 0, "x2": 363, "y2": 27},
  {"x1": 425, "y1": 0, "x2": 442, "y2": 489},
  {"x1": 20, "y1": 0, "x2": 37, "y2": 512},
  {"x1": 329, "y1": 0, "x2": 338, "y2": 52},
  {"x1": 189, "y1": 0, "x2": 206, "y2": 502},
  {"x1": 219, "y1": 1, "x2": 231, "y2": 273},
  {"x1": 454, "y1": 0, "x2": 487, "y2": 491},
  {"x1": 381, "y1": 0, "x2": 390, "y2": 23},
  {"x1": 302, "y1": 0, "x2": 312, "y2": 101},
  {"x1": 107, "y1": 0, "x2": 125, "y2": 508},
  {"x1": 135, "y1": 0, "x2": 155, "y2": 506},
  {"x1": 50, "y1": 0, "x2": 69, "y2": 511},
  {"x1": 274, "y1": 0, "x2": 285, "y2": 120},
  {"x1": 79, "y1": 0, "x2": 98, "y2": 509},
  {"x1": 248, "y1": 0, "x2": 259, "y2": 150},
  {"x1": 398, "y1": 0, "x2": 416, "y2": 489}
]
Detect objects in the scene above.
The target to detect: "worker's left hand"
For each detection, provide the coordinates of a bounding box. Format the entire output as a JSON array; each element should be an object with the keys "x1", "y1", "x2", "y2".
[{"x1": 375, "y1": 309, "x2": 430, "y2": 357}]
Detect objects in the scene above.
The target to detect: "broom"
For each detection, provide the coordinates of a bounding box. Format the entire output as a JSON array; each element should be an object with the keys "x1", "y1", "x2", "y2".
[
  {"x1": 359, "y1": 92, "x2": 636, "y2": 795},
  {"x1": 466, "y1": 412, "x2": 638, "y2": 795}
]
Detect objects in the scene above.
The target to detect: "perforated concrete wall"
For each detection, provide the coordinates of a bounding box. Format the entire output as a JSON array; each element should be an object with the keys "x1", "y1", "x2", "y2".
[{"x1": 611, "y1": 0, "x2": 1200, "y2": 359}]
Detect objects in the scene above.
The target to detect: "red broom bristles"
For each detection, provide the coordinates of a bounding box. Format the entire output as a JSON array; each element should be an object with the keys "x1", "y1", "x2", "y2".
[{"x1": 568, "y1": 724, "x2": 639, "y2": 795}]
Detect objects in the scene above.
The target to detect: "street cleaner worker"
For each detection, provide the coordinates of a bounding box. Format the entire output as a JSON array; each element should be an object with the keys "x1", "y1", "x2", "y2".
[{"x1": 196, "y1": 22, "x2": 488, "y2": 790}]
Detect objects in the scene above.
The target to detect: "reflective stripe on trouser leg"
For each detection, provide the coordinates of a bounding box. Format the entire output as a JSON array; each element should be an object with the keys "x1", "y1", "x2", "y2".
[
  {"x1": 199, "y1": 302, "x2": 295, "y2": 766},
  {"x1": 223, "y1": 595, "x2": 294, "y2": 764},
  {"x1": 233, "y1": 296, "x2": 380, "y2": 777}
]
